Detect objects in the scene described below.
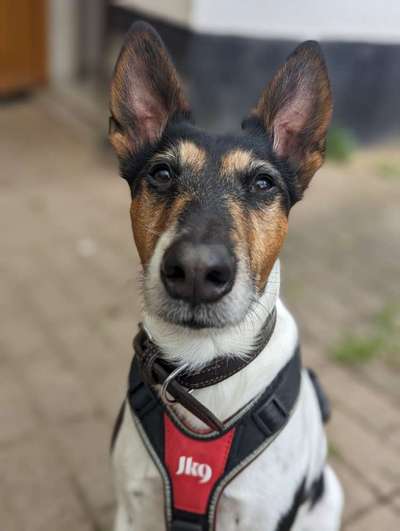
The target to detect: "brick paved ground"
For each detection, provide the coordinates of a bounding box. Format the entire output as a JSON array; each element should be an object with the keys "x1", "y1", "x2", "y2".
[{"x1": 0, "y1": 94, "x2": 399, "y2": 530}]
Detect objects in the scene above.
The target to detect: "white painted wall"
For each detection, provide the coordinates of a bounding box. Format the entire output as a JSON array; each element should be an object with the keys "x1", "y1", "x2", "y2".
[
  {"x1": 115, "y1": 0, "x2": 400, "y2": 44},
  {"x1": 115, "y1": 0, "x2": 193, "y2": 27}
]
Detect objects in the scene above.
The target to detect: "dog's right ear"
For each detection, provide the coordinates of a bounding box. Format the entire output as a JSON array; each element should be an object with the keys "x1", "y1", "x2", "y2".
[
  {"x1": 244, "y1": 41, "x2": 332, "y2": 192},
  {"x1": 109, "y1": 22, "x2": 190, "y2": 158}
]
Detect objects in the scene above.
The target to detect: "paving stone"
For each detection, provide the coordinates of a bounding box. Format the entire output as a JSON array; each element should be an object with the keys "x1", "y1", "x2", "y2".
[
  {"x1": 92, "y1": 366, "x2": 129, "y2": 422},
  {"x1": 330, "y1": 458, "x2": 376, "y2": 523},
  {"x1": 392, "y1": 495, "x2": 400, "y2": 514},
  {"x1": 320, "y1": 364, "x2": 400, "y2": 435},
  {"x1": 52, "y1": 417, "x2": 114, "y2": 512},
  {"x1": 361, "y1": 361, "x2": 400, "y2": 402},
  {"x1": 0, "y1": 433, "x2": 93, "y2": 531},
  {"x1": 1, "y1": 308, "x2": 49, "y2": 363},
  {"x1": 0, "y1": 489, "x2": 23, "y2": 531},
  {"x1": 22, "y1": 353, "x2": 97, "y2": 424},
  {"x1": 328, "y1": 408, "x2": 400, "y2": 496},
  {"x1": 52, "y1": 317, "x2": 118, "y2": 374},
  {"x1": 345, "y1": 503, "x2": 400, "y2": 531},
  {"x1": 47, "y1": 316, "x2": 131, "y2": 421},
  {"x1": 387, "y1": 427, "x2": 400, "y2": 453},
  {"x1": 0, "y1": 271, "x2": 48, "y2": 364},
  {"x1": 0, "y1": 363, "x2": 37, "y2": 445}
]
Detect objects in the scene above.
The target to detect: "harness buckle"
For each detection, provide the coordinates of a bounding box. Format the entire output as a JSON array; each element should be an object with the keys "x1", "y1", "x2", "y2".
[{"x1": 252, "y1": 395, "x2": 289, "y2": 438}]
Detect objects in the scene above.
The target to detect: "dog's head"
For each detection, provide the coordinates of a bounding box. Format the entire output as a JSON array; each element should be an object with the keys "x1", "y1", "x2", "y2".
[{"x1": 109, "y1": 22, "x2": 332, "y2": 330}]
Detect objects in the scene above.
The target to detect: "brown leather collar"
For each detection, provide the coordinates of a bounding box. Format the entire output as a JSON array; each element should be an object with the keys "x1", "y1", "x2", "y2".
[
  {"x1": 134, "y1": 307, "x2": 277, "y2": 389},
  {"x1": 132, "y1": 308, "x2": 277, "y2": 432}
]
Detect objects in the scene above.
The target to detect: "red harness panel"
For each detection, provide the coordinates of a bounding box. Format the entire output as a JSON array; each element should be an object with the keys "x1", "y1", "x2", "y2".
[{"x1": 164, "y1": 415, "x2": 235, "y2": 514}]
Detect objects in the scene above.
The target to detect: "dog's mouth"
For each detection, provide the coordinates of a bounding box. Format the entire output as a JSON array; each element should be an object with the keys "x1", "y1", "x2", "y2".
[
  {"x1": 171, "y1": 316, "x2": 216, "y2": 330},
  {"x1": 144, "y1": 279, "x2": 254, "y2": 330}
]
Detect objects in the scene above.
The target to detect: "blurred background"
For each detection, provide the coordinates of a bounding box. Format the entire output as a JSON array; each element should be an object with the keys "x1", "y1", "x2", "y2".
[{"x1": 1, "y1": 1, "x2": 399, "y2": 530}]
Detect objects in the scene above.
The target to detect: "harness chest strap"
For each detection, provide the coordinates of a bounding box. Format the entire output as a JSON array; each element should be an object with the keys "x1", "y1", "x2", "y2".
[{"x1": 127, "y1": 347, "x2": 302, "y2": 531}]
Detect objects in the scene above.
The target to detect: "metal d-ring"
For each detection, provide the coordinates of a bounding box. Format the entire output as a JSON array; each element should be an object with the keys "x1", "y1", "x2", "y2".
[{"x1": 160, "y1": 363, "x2": 190, "y2": 405}]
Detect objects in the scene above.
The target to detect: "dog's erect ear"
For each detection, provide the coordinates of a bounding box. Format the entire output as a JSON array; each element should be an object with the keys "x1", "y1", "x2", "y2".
[
  {"x1": 109, "y1": 22, "x2": 190, "y2": 158},
  {"x1": 247, "y1": 41, "x2": 332, "y2": 190}
]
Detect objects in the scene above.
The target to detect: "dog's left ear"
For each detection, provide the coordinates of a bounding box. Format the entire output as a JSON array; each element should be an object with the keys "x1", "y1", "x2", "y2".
[
  {"x1": 109, "y1": 21, "x2": 190, "y2": 159},
  {"x1": 245, "y1": 41, "x2": 332, "y2": 191}
]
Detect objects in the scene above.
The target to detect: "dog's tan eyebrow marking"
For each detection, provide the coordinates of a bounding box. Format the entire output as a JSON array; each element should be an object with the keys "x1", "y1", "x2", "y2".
[
  {"x1": 220, "y1": 149, "x2": 253, "y2": 176},
  {"x1": 149, "y1": 141, "x2": 206, "y2": 172},
  {"x1": 220, "y1": 149, "x2": 281, "y2": 179},
  {"x1": 179, "y1": 140, "x2": 206, "y2": 172},
  {"x1": 150, "y1": 147, "x2": 177, "y2": 166}
]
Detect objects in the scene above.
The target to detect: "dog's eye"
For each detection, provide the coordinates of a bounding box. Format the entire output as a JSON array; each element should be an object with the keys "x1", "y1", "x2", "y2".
[
  {"x1": 148, "y1": 164, "x2": 173, "y2": 191},
  {"x1": 250, "y1": 174, "x2": 275, "y2": 193}
]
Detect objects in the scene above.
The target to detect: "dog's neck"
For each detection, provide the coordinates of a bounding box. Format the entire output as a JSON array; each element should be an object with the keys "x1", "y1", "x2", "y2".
[{"x1": 142, "y1": 260, "x2": 299, "y2": 430}]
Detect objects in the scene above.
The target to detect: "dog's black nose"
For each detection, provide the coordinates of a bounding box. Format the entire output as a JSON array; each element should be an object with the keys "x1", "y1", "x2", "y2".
[{"x1": 161, "y1": 240, "x2": 236, "y2": 304}]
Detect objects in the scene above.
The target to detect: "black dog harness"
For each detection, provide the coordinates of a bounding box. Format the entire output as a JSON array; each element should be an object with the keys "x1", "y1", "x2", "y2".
[{"x1": 115, "y1": 311, "x2": 330, "y2": 531}]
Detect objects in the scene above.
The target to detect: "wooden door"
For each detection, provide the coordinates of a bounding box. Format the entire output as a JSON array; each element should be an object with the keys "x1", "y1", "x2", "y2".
[{"x1": 0, "y1": 0, "x2": 47, "y2": 95}]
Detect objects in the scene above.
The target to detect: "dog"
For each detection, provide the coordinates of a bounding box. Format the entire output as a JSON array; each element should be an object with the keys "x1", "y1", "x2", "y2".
[{"x1": 109, "y1": 21, "x2": 344, "y2": 531}]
